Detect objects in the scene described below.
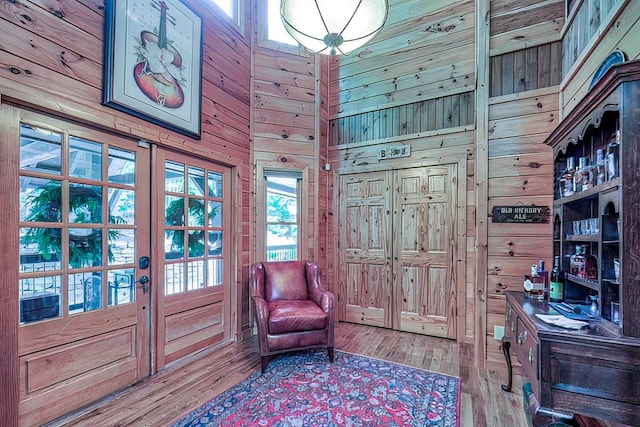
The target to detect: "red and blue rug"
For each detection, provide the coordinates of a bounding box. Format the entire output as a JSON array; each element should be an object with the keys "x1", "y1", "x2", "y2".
[{"x1": 173, "y1": 350, "x2": 461, "y2": 426}]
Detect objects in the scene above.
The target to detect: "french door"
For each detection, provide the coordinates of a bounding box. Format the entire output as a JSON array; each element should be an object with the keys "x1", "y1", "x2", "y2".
[
  {"x1": 338, "y1": 165, "x2": 458, "y2": 339},
  {"x1": 15, "y1": 110, "x2": 151, "y2": 425},
  {"x1": 153, "y1": 148, "x2": 232, "y2": 369}
]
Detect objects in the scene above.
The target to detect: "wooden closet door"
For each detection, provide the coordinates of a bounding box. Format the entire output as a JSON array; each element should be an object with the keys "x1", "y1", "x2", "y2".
[
  {"x1": 393, "y1": 165, "x2": 457, "y2": 338},
  {"x1": 338, "y1": 171, "x2": 393, "y2": 328}
]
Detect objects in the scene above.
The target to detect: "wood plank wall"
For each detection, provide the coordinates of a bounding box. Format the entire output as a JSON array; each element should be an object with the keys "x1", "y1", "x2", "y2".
[
  {"x1": 251, "y1": 45, "x2": 330, "y2": 280},
  {"x1": 0, "y1": 0, "x2": 252, "y2": 422},
  {"x1": 327, "y1": 0, "x2": 477, "y2": 343},
  {"x1": 484, "y1": 0, "x2": 563, "y2": 369}
]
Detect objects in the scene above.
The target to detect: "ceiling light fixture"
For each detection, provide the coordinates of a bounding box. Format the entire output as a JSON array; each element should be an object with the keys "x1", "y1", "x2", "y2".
[{"x1": 280, "y1": 0, "x2": 389, "y2": 56}]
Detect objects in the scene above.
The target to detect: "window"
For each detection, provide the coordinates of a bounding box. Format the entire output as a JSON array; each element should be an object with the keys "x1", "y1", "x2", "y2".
[
  {"x1": 210, "y1": 0, "x2": 242, "y2": 28},
  {"x1": 257, "y1": 0, "x2": 305, "y2": 55},
  {"x1": 163, "y1": 161, "x2": 225, "y2": 295},
  {"x1": 267, "y1": 0, "x2": 297, "y2": 46},
  {"x1": 266, "y1": 174, "x2": 300, "y2": 261}
]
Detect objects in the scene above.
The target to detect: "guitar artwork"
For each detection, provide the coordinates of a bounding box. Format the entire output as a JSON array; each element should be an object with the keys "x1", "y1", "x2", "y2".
[{"x1": 134, "y1": 1, "x2": 186, "y2": 108}]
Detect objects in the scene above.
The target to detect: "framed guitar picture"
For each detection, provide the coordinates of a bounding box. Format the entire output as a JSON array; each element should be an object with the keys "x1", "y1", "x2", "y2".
[{"x1": 103, "y1": 0, "x2": 202, "y2": 139}]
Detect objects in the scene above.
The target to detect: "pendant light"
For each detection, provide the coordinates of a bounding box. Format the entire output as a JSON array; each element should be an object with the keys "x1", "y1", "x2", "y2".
[{"x1": 280, "y1": 0, "x2": 389, "y2": 56}]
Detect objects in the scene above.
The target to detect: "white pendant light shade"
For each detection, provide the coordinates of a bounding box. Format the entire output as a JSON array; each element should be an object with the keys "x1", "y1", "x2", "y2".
[{"x1": 281, "y1": 0, "x2": 389, "y2": 55}]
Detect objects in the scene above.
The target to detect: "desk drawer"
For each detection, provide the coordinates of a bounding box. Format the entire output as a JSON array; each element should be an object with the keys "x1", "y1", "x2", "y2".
[{"x1": 515, "y1": 317, "x2": 539, "y2": 382}]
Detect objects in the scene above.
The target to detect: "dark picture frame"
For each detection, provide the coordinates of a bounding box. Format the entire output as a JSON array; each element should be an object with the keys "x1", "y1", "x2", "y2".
[{"x1": 103, "y1": 0, "x2": 203, "y2": 139}]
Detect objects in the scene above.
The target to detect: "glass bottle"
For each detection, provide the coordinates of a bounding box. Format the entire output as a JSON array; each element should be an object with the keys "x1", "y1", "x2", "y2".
[
  {"x1": 574, "y1": 157, "x2": 590, "y2": 192},
  {"x1": 549, "y1": 256, "x2": 563, "y2": 302},
  {"x1": 607, "y1": 131, "x2": 620, "y2": 180},
  {"x1": 570, "y1": 245, "x2": 586, "y2": 277},
  {"x1": 537, "y1": 260, "x2": 549, "y2": 301},
  {"x1": 560, "y1": 157, "x2": 575, "y2": 197},
  {"x1": 595, "y1": 148, "x2": 606, "y2": 186}
]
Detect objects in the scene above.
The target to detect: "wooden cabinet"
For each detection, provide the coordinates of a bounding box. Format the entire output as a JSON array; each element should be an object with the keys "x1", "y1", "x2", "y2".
[
  {"x1": 546, "y1": 59, "x2": 640, "y2": 337},
  {"x1": 501, "y1": 60, "x2": 640, "y2": 425},
  {"x1": 503, "y1": 292, "x2": 640, "y2": 425}
]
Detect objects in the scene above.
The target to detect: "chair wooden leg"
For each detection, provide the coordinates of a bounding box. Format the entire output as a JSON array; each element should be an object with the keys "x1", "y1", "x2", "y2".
[
  {"x1": 260, "y1": 356, "x2": 269, "y2": 374},
  {"x1": 328, "y1": 346, "x2": 334, "y2": 363}
]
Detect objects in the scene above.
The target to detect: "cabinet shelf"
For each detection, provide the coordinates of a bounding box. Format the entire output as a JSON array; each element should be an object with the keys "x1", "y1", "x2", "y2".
[
  {"x1": 554, "y1": 178, "x2": 620, "y2": 204},
  {"x1": 565, "y1": 274, "x2": 599, "y2": 291},
  {"x1": 602, "y1": 240, "x2": 619, "y2": 244},
  {"x1": 566, "y1": 235, "x2": 599, "y2": 242}
]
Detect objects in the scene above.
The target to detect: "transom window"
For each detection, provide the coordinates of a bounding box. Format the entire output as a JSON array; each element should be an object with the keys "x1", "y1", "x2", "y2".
[{"x1": 210, "y1": 0, "x2": 242, "y2": 28}]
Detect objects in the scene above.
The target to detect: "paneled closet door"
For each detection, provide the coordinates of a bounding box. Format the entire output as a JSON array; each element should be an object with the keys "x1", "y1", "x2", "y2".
[
  {"x1": 393, "y1": 165, "x2": 457, "y2": 339},
  {"x1": 338, "y1": 165, "x2": 457, "y2": 339},
  {"x1": 338, "y1": 171, "x2": 393, "y2": 328}
]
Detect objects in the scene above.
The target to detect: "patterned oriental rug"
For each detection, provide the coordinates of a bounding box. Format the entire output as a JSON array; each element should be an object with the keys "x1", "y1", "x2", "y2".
[{"x1": 173, "y1": 350, "x2": 461, "y2": 427}]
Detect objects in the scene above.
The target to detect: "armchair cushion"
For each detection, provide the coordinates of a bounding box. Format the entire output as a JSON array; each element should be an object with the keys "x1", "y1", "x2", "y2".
[
  {"x1": 268, "y1": 300, "x2": 327, "y2": 334},
  {"x1": 264, "y1": 260, "x2": 308, "y2": 301}
]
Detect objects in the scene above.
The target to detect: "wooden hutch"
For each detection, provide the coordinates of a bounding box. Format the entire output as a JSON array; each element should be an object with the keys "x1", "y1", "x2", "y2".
[{"x1": 501, "y1": 60, "x2": 640, "y2": 425}]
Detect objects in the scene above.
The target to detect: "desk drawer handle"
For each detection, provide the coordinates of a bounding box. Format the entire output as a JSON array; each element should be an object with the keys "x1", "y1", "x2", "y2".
[
  {"x1": 518, "y1": 330, "x2": 528, "y2": 345},
  {"x1": 528, "y1": 347, "x2": 534, "y2": 364}
]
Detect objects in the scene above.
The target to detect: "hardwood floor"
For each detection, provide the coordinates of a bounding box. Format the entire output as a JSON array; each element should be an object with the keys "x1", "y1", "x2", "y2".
[{"x1": 45, "y1": 322, "x2": 527, "y2": 427}]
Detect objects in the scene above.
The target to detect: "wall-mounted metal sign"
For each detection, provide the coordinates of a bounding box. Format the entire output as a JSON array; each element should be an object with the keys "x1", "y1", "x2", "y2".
[
  {"x1": 491, "y1": 206, "x2": 550, "y2": 223},
  {"x1": 377, "y1": 144, "x2": 411, "y2": 160}
]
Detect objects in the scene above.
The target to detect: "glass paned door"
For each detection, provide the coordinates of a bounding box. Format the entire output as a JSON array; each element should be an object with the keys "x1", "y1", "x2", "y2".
[
  {"x1": 15, "y1": 111, "x2": 151, "y2": 425},
  {"x1": 155, "y1": 148, "x2": 231, "y2": 369}
]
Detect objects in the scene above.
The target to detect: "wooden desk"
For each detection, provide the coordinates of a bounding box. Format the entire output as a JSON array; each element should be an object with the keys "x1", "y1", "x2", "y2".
[{"x1": 501, "y1": 291, "x2": 640, "y2": 426}]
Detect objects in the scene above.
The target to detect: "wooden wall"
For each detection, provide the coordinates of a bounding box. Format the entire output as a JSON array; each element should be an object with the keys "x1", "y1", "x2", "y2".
[
  {"x1": 251, "y1": 40, "x2": 330, "y2": 283},
  {"x1": 327, "y1": 0, "x2": 477, "y2": 343},
  {"x1": 484, "y1": 0, "x2": 564, "y2": 369},
  {"x1": 0, "y1": 0, "x2": 252, "y2": 423}
]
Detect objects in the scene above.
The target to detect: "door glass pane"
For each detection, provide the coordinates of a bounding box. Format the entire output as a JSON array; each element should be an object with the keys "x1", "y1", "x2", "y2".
[
  {"x1": 20, "y1": 227, "x2": 62, "y2": 271},
  {"x1": 108, "y1": 147, "x2": 136, "y2": 186},
  {"x1": 166, "y1": 196, "x2": 185, "y2": 226},
  {"x1": 108, "y1": 269, "x2": 135, "y2": 306},
  {"x1": 69, "y1": 272, "x2": 102, "y2": 313},
  {"x1": 69, "y1": 228, "x2": 102, "y2": 268},
  {"x1": 188, "y1": 198, "x2": 205, "y2": 227},
  {"x1": 207, "y1": 259, "x2": 223, "y2": 287},
  {"x1": 20, "y1": 178, "x2": 62, "y2": 222},
  {"x1": 208, "y1": 231, "x2": 222, "y2": 256},
  {"x1": 165, "y1": 263, "x2": 184, "y2": 295},
  {"x1": 69, "y1": 137, "x2": 102, "y2": 180},
  {"x1": 208, "y1": 171, "x2": 223, "y2": 197},
  {"x1": 108, "y1": 229, "x2": 135, "y2": 265},
  {"x1": 208, "y1": 201, "x2": 222, "y2": 227},
  {"x1": 109, "y1": 189, "x2": 136, "y2": 225},
  {"x1": 165, "y1": 230, "x2": 184, "y2": 260},
  {"x1": 69, "y1": 184, "x2": 103, "y2": 223},
  {"x1": 188, "y1": 230, "x2": 205, "y2": 258},
  {"x1": 19, "y1": 124, "x2": 62, "y2": 175},
  {"x1": 188, "y1": 166, "x2": 205, "y2": 196},
  {"x1": 187, "y1": 261, "x2": 205, "y2": 290},
  {"x1": 165, "y1": 161, "x2": 185, "y2": 192},
  {"x1": 19, "y1": 276, "x2": 61, "y2": 322}
]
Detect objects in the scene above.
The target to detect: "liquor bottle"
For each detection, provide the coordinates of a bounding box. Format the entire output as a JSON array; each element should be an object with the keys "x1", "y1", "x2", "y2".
[
  {"x1": 595, "y1": 148, "x2": 606, "y2": 186},
  {"x1": 549, "y1": 256, "x2": 563, "y2": 302},
  {"x1": 607, "y1": 131, "x2": 620, "y2": 180},
  {"x1": 526, "y1": 264, "x2": 546, "y2": 301},
  {"x1": 574, "y1": 157, "x2": 590, "y2": 192},
  {"x1": 537, "y1": 260, "x2": 549, "y2": 301},
  {"x1": 570, "y1": 245, "x2": 586, "y2": 277},
  {"x1": 560, "y1": 157, "x2": 575, "y2": 197}
]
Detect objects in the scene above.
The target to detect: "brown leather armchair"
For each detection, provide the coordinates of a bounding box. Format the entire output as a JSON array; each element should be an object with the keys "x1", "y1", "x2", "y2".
[{"x1": 250, "y1": 260, "x2": 335, "y2": 373}]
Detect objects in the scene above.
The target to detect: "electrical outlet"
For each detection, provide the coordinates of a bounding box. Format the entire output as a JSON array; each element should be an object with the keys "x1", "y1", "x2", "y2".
[{"x1": 494, "y1": 325, "x2": 505, "y2": 341}]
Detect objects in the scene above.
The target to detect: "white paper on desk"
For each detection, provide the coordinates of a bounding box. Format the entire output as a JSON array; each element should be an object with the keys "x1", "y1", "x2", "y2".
[{"x1": 535, "y1": 314, "x2": 589, "y2": 330}]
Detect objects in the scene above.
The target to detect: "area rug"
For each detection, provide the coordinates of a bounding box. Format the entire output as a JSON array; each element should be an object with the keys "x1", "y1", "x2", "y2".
[{"x1": 172, "y1": 349, "x2": 461, "y2": 427}]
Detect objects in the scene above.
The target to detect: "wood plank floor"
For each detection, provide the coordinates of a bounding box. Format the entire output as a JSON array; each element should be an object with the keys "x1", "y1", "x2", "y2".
[{"x1": 45, "y1": 322, "x2": 527, "y2": 426}]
